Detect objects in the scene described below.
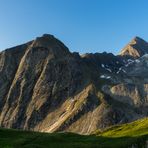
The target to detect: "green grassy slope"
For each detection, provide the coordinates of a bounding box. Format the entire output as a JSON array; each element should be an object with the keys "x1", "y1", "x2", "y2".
[
  {"x1": 0, "y1": 118, "x2": 148, "y2": 148},
  {"x1": 95, "y1": 118, "x2": 148, "y2": 147},
  {"x1": 96, "y1": 117, "x2": 148, "y2": 137}
]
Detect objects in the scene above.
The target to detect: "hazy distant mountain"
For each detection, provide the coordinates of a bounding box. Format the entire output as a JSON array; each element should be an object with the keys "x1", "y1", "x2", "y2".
[{"x1": 0, "y1": 34, "x2": 147, "y2": 134}]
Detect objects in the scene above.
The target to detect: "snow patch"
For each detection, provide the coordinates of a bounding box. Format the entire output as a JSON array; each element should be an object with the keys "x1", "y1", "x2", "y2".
[
  {"x1": 100, "y1": 75, "x2": 111, "y2": 79},
  {"x1": 135, "y1": 59, "x2": 140, "y2": 63},
  {"x1": 105, "y1": 68, "x2": 112, "y2": 72},
  {"x1": 101, "y1": 64, "x2": 105, "y2": 68},
  {"x1": 122, "y1": 69, "x2": 127, "y2": 73},
  {"x1": 142, "y1": 54, "x2": 148, "y2": 58}
]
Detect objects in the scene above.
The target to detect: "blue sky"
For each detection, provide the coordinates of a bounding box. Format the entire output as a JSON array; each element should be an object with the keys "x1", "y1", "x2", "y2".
[{"x1": 0, "y1": 0, "x2": 148, "y2": 54}]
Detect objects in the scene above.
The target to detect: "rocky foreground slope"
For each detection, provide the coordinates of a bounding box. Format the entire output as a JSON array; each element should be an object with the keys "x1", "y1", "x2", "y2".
[{"x1": 0, "y1": 34, "x2": 148, "y2": 134}]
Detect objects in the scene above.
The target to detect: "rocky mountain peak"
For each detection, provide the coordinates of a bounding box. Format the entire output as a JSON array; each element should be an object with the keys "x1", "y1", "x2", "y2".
[
  {"x1": 132, "y1": 36, "x2": 145, "y2": 42},
  {"x1": 119, "y1": 36, "x2": 148, "y2": 58},
  {"x1": 30, "y1": 34, "x2": 71, "y2": 58}
]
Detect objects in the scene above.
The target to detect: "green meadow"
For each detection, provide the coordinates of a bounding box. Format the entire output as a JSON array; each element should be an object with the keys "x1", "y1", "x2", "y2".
[{"x1": 0, "y1": 118, "x2": 147, "y2": 148}]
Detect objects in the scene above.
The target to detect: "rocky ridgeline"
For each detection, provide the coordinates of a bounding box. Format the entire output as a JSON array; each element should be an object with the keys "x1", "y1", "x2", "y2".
[{"x1": 0, "y1": 34, "x2": 147, "y2": 134}]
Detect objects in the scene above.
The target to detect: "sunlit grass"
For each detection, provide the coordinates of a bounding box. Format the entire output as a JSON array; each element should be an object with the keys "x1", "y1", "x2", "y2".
[
  {"x1": 96, "y1": 118, "x2": 148, "y2": 138},
  {"x1": 0, "y1": 118, "x2": 147, "y2": 148}
]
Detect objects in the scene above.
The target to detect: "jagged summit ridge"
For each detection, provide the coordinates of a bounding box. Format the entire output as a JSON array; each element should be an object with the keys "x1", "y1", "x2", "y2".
[
  {"x1": 31, "y1": 34, "x2": 71, "y2": 57},
  {"x1": 119, "y1": 36, "x2": 148, "y2": 58}
]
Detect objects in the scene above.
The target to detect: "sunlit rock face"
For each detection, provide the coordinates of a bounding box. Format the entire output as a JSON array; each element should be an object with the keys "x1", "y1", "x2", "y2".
[
  {"x1": 119, "y1": 36, "x2": 148, "y2": 58},
  {"x1": 0, "y1": 34, "x2": 147, "y2": 134}
]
